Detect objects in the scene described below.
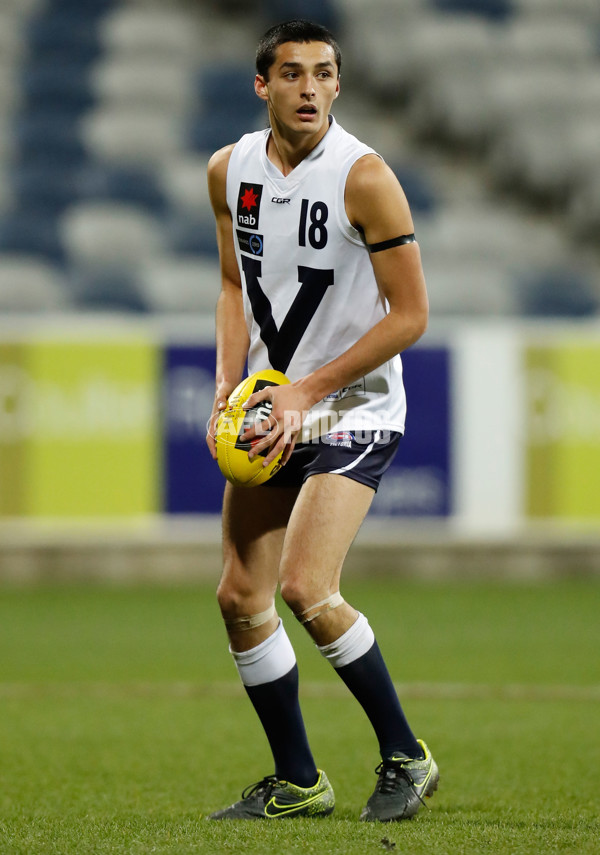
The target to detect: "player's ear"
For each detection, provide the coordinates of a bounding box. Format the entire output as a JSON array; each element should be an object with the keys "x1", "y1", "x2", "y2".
[
  {"x1": 334, "y1": 76, "x2": 340, "y2": 98},
  {"x1": 255, "y1": 74, "x2": 269, "y2": 101}
]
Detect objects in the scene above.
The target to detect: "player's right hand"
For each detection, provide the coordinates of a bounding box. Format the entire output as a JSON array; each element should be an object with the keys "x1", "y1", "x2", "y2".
[{"x1": 206, "y1": 385, "x2": 235, "y2": 460}]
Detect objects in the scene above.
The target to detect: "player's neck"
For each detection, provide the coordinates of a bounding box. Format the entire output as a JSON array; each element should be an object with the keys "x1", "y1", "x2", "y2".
[{"x1": 266, "y1": 118, "x2": 331, "y2": 176}]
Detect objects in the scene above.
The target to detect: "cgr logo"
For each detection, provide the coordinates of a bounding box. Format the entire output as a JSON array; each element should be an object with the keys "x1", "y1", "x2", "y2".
[
  {"x1": 271, "y1": 197, "x2": 291, "y2": 204},
  {"x1": 237, "y1": 182, "x2": 263, "y2": 227}
]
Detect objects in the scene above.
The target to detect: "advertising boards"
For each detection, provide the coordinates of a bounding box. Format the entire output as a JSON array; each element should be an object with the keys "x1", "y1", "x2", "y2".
[
  {"x1": 525, "y1": 341, "x2": 600, "y2": 520},
  {"x1": 0, "y1": 335, "x2": 159, "y2": 517}
]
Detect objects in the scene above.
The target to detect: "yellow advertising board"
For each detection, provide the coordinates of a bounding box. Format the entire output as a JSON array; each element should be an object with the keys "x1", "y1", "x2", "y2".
[
  {"x1": 0, "y1": 343, "x2": 27, "y2": 516},
  {"x1": 0, "y1": 335, "x2": 159, "y2": 518},
  {"x1": 526, "y1": 342, "x2": 600, "y2": 519}
]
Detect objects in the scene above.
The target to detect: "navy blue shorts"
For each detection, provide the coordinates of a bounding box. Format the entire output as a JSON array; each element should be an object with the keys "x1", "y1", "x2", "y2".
[{"x1": 266, "y1": 429, "x2": 401, "y2": 491}]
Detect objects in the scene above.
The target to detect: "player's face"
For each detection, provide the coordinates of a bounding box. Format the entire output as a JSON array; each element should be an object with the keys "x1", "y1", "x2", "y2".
[{"x1": 255, "y1": 41, "x2": 340, "y2": 138}]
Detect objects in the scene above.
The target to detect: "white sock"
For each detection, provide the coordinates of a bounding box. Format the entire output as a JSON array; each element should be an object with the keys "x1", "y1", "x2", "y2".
[
  {"x1": 317, "y1": 612, "x2": 375, "y2": 669},
  {"x1": 231, "y1": 620, "x2": 296, "y2": 687}
]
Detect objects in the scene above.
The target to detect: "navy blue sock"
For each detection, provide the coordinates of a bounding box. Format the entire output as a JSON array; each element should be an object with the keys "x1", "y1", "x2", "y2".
[
  {"x1": 244, "y1": 664, "x2": 318, "y2": 787},
  {"x1": 335, "y1": 641, "x2": 423, "y2": 760}
]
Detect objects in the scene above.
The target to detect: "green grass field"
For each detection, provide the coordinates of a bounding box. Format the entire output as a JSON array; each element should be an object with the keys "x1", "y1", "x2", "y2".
[{"x1": 1, "y1": 577, "x2": 599, "y2": 854}]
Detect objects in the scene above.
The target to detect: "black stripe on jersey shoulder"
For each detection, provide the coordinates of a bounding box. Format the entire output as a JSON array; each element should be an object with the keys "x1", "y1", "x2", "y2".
[{"x1": 367, "y1": 234, "x2": 416, "y2": 253}]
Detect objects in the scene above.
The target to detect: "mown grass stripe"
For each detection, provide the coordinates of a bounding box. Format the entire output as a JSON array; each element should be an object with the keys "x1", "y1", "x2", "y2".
[{"x1": 1, "y1": 680, "x2": 599, "y2": 701}]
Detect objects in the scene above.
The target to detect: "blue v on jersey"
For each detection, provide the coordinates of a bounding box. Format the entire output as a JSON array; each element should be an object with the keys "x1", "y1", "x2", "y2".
[{"x1": 226, "y1": 116, "x2": 407, "y2": 442}]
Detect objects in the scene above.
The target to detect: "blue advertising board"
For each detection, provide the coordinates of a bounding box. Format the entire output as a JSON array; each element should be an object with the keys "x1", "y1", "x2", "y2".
[
  {"x1": 162, "y1": 345, "x2": 224, "y2": 514},
  {"x1": 163, "y1": 344, "x2": 451, "y2": 518},
  {"x1": 370, "y1": 346, "x2": 451, "y2": 517}
]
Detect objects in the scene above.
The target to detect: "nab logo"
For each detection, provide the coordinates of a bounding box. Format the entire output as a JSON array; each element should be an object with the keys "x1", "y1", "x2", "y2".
[{"x1": 237, "y1": 182, "x2": 263, "y2": 228}]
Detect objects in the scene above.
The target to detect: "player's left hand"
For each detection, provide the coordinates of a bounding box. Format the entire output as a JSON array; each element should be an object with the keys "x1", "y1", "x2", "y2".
[{"x1": 241, "y1": 382, "x2": 313, "y2": 467}]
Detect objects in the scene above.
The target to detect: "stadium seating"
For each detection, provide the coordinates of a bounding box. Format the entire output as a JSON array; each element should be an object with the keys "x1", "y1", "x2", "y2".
[
  {"x1": 0, "y1": 209, "x2": 65, "y2": 263},
  {"x1": 519, "y1": 267, "x2": 600, "y2": 318},
  {"x1": 60, "y1": 201, "x2": 165, "y2": 268},
  {"x1": 568, "y1": 172, "x2": 600, "y2": 244},
  {"x1": 0, "y1": 0, "x2": 597, "y2": 316},
  {"x1": 91, "y1": 56, "x2": 195, "y2": 114},
  {"x1": 81, "y1": 104, "x2": 185, "y2": 165},
  {"x1": 431, "y1": 0, "x2": 511, "y2": 18},
  {"x1": 499, "y1": 16, "x2": 596, "y2": 65},
  {"x1": 158, "y1": 154, "x2": 212, "y2": 219},
  {"x1": 260, "y1": 0, "x2": 341, "y2": 31},
  {"x1": 420, "y1": 259, "x2": 519, "y2": 316},
  {"x1": 136, "y1": 255, "x2": 222, "y2": 314},
  {"x1": 339, "y1": 0, "x2": 600, "y2": 313},
  {"x1": 511, "y1": 0, "x2": 600, "y2": 18},
  {"x1": 26, "y1": 10, "x2": 103, "y2": 65},
  {"x1": 0, "y1": 255, "x2": 73, "y2": 311},
  {"x1": 67, "y1": 266, "x2": 148, "y2": 312},
  {"x1": 99, "y1": 6, "x2": 199, "y2": 62}
]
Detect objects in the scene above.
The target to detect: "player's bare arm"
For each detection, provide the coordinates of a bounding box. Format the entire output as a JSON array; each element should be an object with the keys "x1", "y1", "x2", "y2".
[
  {"x1": 244, "y1": 154, "x2": 428, "y2": 465},
  {"x1": 306, "y1": 153, "x2": 429, "y2": 396},
  {"x1": 206, "y1": 144, "x2": 250, "y2": 459}
]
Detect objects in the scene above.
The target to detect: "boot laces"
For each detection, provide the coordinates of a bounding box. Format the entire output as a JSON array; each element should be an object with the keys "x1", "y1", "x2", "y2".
[
  {"x1": 241, "y1": 775, "x2": 278, "y2": 802},
  {"x1": 374, "y1": 760, "x2": 428, "y2": 808},
  {"x1": 374, "y1": 761, "x2": 414, "y2": 795}
]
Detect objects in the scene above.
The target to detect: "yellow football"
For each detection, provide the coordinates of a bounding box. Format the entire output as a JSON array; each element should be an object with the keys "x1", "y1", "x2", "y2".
[{"x1": 215, "y1": 369, "x2": 290, "y2": 487}]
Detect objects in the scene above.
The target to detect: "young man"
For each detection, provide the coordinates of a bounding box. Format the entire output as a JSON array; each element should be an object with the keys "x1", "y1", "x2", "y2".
[{"x1": 205, "y1": 20, "x2": 438, "y2": 822}]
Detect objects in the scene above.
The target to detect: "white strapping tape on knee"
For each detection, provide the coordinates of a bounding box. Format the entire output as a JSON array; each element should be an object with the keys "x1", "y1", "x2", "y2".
[
  {"x1": 295, "y1": 592, "x2": 345, "y2": 624},
  {"x1": 224, "y1": 602, "x2": 276, "y2": 632}
]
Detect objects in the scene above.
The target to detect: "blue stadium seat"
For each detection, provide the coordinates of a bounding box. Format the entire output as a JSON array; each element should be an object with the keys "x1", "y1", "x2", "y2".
[
  {"x1": 47, "y1": 0, "x2": 116, "y2": 13},
  {"x1": 188, "y1": 111, "x2": 262, "y2": 154},
  {"x1": 190, "y1": 65, "x2": 263, "y2": 152},
  {"x1": 10, "y1": 164, "x2": 80, "y2": 214},
  {"x1": 391, "y1": 164, "x2": 438, "y2": 215},
  {"x1": 432, "y1": 0, "x2": 513, "y2": 20},
  {"x1": 10, "y1": 162, "x2": 167, "y2": 216},
  {"x1": 14, "y1": 112, "x2": 87, "y2": 167},
  {"x1": 260, "y1": 0, "x2": 341, "y2": 32},
  {"x1": 0, "y1": 209, "x2": 65, "y2": 263},
  {"x1": 77, "y1": 164, "x2": 167, "y2": 215},
  {"x1": 69, "y1": 268, "x2": 150, "y2": 313},
  {"x1": 164, "y1": 213, "x2": 219, "y2": 258},
  {"x1": 21, "y1": 61, "x2": 95, "y2": 114},
  {"x1": 519, "y1": 269, "x2": 599, "y2": 317},
  {"x1": 197, "y1": 66, "x2": 259, "y2": 121},
  {"x1": 26, "y1": 13, "x2": 102, "y2": 65}
]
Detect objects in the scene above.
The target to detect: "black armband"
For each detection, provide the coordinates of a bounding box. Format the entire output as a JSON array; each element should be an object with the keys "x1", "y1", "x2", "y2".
[{"x1": 367, "y1": 233, "x2": 416, "y2": 253}]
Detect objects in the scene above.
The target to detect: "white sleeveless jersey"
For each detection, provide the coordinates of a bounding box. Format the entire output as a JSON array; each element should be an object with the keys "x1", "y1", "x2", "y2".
[{"x1": 226, "y1": 116, "x2": 407, "y2": 442}]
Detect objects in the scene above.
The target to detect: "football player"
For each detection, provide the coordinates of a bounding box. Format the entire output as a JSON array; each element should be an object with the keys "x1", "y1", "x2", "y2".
[{"x1": 206, "y1": 19, "x2": 437, "y2": 822}]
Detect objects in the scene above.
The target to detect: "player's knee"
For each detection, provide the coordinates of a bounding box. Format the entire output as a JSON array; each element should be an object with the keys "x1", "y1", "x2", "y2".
[
  {"x1": 216, "y1": 576, "x2": 276, "y2": 630},
  {"x1": 278, "y1": 578, "x2": 307, "y2": 614},
  {"x1": 216, "y1": 577, "x2": 251, "y2": 618},
  {"x1": 280, "y1": 579, "x2": 333, "y2": 617},
  {"x1": 281, "y1": 579, "x2": 347, "y2": 625}
]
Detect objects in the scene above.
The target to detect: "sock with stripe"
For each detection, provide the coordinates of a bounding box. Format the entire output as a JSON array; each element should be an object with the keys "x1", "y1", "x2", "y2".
[
  {"x1": 318, "y1": 613, "x2": 423, "y2": 760},
  {"x1": 231, "y1": 620, "x2": 318, "y2": 787}
]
